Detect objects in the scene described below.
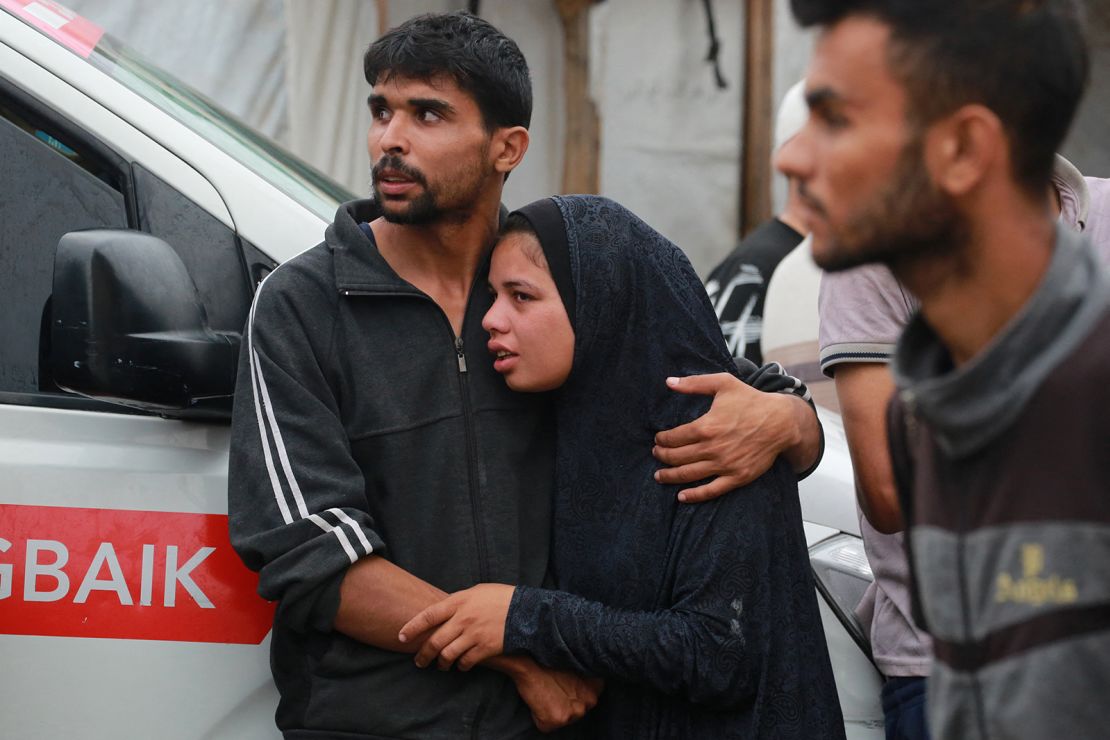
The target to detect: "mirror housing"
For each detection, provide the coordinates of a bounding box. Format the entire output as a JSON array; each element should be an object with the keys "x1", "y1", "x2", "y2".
[{"x1": 50, "y1": 229, "x2": 239, "y2": 417}]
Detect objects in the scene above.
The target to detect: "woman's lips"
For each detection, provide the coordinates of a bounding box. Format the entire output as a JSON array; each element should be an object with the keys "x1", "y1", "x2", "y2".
[{"x1": 492, "y1": 350, "x2": 518, "y2": 374}]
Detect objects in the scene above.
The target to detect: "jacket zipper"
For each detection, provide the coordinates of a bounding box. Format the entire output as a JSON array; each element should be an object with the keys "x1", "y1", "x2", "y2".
[
  {"x1": 340, "y1": 289, "x2": 490, "y2": 585},
  {"x1": 455, "y1": 334, "x2": 490, "y2": 583},
  {"x1": 905, "y1": 389, "x2": 989, "y2": 739}
]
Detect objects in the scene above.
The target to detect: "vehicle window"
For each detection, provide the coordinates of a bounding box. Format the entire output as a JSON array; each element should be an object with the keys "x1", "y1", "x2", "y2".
[
  {"x1": 0, "y1": 103, "x2": 127, "y2": 394},
  {"x1": 132, "y1": 164, "x2": 250, "y2": 333},
  {"x1": 90, "y1": 39, "x2": 355, "y2": 221},
  {"x1": 3, "y1": 2, "x2": 354, "y2": 220}
]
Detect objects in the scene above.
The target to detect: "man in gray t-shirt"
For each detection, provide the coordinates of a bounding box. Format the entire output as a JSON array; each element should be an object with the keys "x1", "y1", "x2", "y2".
[{"x1": 818, "y1": 154, "x2": 1110, "y2": 740}]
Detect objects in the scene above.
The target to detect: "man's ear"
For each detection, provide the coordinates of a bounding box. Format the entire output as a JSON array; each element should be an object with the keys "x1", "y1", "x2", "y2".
[
  {"x1": 924, "y1": 104, "x2": 1003, "y2": 198},
  {"x1": 492, "y1": 126, "x2": 530, "y2": 176}
]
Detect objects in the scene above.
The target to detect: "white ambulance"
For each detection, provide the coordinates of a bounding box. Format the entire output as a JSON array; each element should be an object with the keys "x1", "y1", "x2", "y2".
[{"x1": 0, "y1": 2, "x2": 883, "y2": 737}]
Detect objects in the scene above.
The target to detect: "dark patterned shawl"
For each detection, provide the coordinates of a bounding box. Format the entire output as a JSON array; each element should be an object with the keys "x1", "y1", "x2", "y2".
[{"x1": 502, "y1": 196, "x2": 844, "y2": 739}]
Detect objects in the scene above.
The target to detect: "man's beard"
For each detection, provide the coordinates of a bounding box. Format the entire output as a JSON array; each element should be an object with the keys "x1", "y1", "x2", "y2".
[
  {"x1": 371, "y1": 149, "x2": 488, "y2": 226},
  {"x1": 811, "y1": 135, "x2": 970, "y2": 274}
]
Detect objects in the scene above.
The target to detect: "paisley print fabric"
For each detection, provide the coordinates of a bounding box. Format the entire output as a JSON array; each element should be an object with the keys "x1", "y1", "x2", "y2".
[{"x1": 502, "y1": 196, "x2": 845, "y2": 739}]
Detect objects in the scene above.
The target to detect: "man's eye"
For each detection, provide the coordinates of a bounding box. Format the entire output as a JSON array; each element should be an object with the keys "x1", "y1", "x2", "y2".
[
  {"x1": 370, "y1": 106, "x2": 390, "y2": 121},
  {"x1": 816, "y1": 110, "x2": 848, "y2": 129},
  {"x1": 418, "y1": 109, "x2": 443, "y2": 123}
]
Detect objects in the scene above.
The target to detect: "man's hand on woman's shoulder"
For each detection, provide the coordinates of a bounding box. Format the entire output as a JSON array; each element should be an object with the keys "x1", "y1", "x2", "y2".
[{"x1": 653, "y1": 372, "x2": 821, "y2": 503}]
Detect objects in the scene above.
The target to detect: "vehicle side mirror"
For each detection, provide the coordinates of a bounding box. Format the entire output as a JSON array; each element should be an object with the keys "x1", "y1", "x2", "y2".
[{"x1": 50, "y1": 229, "x2": 239, "y2": 417}]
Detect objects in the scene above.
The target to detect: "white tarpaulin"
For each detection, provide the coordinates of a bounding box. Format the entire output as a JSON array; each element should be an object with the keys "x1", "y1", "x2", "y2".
[
  {"x1": 60, "y1": 0, "x2": 767, "y2": 275},
  {"x1": 66, "y1": 0, "x2": 289, "y2": 141}
]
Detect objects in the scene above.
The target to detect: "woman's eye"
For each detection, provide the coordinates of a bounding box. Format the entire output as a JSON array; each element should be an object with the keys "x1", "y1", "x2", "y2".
[{"x1": 513, "y1": 291, "x2": 533, "y2": 303}]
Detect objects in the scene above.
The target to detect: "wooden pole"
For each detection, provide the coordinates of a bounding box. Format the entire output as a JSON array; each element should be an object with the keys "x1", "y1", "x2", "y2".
[
  {"x1": 740, "y1": 0, "x2": 774, "y2": 236},
  {"x1": 555, "y1": 0, "x2": 600, "y2": 194},
  {"x1": 376, "y1": 0, "x2": 388, "y2": 37}
]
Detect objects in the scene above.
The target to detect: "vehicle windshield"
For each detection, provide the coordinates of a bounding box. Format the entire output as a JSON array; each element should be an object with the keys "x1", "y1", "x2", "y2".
[{"x1": 3, "y1": 1, "x2": 356, "y2": 220}]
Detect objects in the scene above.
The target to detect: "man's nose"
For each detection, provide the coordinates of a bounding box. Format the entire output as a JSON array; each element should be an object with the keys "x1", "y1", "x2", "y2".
[
  {"x1": 774, "y1": 126, "x2": 812, "y2": 182},
  {"x1": 377, "y1": 115, "x2": 410, "y2": 155}
]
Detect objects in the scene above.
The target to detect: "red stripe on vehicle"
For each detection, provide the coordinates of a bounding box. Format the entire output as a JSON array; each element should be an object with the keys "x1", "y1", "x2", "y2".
[{"x1": 0, "y1": 504, "x2": 274, "y2": 644}]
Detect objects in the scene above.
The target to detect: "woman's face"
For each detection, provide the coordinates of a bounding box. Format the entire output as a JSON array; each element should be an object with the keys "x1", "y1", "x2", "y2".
[{"x1": 482, "y1": 232, "x2": 575, "y2": 392}]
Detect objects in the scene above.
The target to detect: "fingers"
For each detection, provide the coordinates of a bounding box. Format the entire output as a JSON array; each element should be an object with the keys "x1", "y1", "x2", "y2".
[
  {"x1": 413, "y1": 622, "x2": 465, "y2": 668},
  {"x1": 676, "y1": 475, "x2": 741, "y2": 504},
  {"x1": 653, "y1": 460, "x2": 718, "y2": 486},
  {"x1": 398, "y1": 600, "x2": 454, "y2": 645},
  {"x1": 579, "y1": 683, "x2": 600, "y2": 711},
  {"x1": 654, "y1": 374, "x2": 735, "y2": 447},
  {"x1": 433, "y1": 632, "x2": 477, "y2": 671},
  {"x1": 663, "y1": 372, "x2": 733, "y2": 397},
  {"x1": 652, "y1": 435, "x2": 710, "y2": 466},
  {"x1": 455, "y1": 642, "x2": 498, "y2": 672},
  {"x1": 531, "y1": 701, "x2": 589, "y2": 733},
  {"x1": 654, "y1": 418, "x2": 709, "y2": 449},
  {"x1": 533, "y1": 714, "x2": 559, "y2": 734}
]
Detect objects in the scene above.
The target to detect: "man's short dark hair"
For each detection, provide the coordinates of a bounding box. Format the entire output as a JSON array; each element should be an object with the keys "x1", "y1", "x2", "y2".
[
  {"x1": 791, "y1": 0, "x2": 1089, "y2": 195},
  {"x1": 364, "y1": 11, "x2": 532, "y2": 132}
]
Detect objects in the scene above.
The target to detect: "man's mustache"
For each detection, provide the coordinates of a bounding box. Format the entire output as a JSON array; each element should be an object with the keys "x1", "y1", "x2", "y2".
[
  {"x1": 371, "y1": 155, "x2": 429, "y2": 187},
  {"x1": 797, "y1": 181, "x2": 828, "y2": 219}
]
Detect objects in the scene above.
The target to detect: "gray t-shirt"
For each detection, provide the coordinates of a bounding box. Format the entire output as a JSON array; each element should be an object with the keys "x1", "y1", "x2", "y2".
[
  {"x1": 818, "y1": 265, "x2": 930, "y2": 678},
  {"x1": 815, "y1": 160, "x2": 1110, "y2": 678}
]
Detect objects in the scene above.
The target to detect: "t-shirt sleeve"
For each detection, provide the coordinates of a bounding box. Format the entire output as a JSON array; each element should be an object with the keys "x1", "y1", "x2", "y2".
[
  {"x1": 817, "y1": 264, "x2": 918, "y2": 377},
  {"x1": 1082, "y1": 176, "x2": 1110, "y2": 267}
]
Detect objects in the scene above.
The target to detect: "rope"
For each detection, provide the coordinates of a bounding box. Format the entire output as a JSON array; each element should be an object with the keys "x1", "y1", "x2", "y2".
[{"x1": 702, "y1": 0, "x2": 728, "y2": 90}]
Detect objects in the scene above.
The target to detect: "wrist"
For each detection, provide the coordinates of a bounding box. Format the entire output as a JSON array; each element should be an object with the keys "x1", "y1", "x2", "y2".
[
  {"x1": 776, "y1": 393, "x2": 805, "y2": 450},
  {"x1": 489, "y1": 653, "x2": 535, "y2": 682},
  {"x1": 783, "y1": 394, "x2": 821, "y2": 473}
]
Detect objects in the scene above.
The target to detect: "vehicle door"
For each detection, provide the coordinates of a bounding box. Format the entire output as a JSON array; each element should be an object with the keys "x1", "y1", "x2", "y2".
[{"x1": 0, "y1": 32, "x2": 280, "y2": 740}]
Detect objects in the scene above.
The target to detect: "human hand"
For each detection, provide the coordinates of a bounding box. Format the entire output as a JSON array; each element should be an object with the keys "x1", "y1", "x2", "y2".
[
  {"x1": 398, "y1": 583, "x2": 514, "y2": 671},
  {"x1": 652, "y1": 373, "x2": 800, "y2": 503},
  {"x1": 513, "y1": 662, "x2": 603, "y2": 733}
]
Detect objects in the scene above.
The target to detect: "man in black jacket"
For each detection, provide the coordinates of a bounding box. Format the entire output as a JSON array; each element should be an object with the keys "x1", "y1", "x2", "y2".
[{"x1": 230, "y1": 12, "x2": 824, "y2": 739}]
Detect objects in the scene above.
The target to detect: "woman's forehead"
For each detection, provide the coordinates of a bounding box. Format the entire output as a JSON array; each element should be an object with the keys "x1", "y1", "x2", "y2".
[{"x1": 494, "y1": 231, "x2": 548, "y2": 271}]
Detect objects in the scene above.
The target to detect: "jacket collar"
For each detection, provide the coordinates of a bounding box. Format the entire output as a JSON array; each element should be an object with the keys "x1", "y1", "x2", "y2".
[
  {"x1": 328, "y1": 199, "x2": 424, "y2": 294},
  {"x1": 893, "y1": 224, "x2": 1109, "y2": 458},
  {"x1": 327, "y1": 199, "x2": 507, "y2": 295}
]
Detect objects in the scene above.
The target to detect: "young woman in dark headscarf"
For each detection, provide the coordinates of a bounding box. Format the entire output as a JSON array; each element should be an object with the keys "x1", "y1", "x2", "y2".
[{"x1": 399, "y1": 195, "x2": 845, "y2": 738}]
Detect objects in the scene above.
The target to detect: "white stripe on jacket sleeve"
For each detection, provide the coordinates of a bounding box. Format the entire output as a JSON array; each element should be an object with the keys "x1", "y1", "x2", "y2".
[{"x1": 245, "y1": 272, "x2": 372, "y2": 565}]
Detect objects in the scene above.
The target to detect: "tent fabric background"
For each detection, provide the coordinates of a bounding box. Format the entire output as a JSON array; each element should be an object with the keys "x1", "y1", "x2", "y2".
[
  {"x1": 56, "y1": 1, "x2": 1110, "y2": 277},
  {"x1": 61, "y1": 0, "x2": 747, "y2": 276}
]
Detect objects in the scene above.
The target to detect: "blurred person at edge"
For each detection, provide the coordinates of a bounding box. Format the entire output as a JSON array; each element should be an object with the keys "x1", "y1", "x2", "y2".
[
  {"x1": 706, "y1": 80, "x2": 811, "y2": 367},
  {"x1": 777, "y1": 1, "x2": 1110, "y2": 738},
  {"x1": 819, "y1": 152, "x2": 1109, "y2": 740},
  {"x1": 229, "y1": 10, "x2": 825, "y2": 739}
]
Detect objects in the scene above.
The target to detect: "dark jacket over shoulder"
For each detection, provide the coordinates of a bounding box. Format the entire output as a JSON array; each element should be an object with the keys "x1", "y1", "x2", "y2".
[
  {"x1": 889, "y1": 227, "x2": 1110, "y2": 740},
  {"x1": 228, "y1": 200, "x2": 554, "y2": 739}
]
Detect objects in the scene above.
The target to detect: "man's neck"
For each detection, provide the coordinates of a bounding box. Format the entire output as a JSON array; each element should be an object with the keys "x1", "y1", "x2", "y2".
[
  {"x1": 370, "y1": 192, "x2": 502, "y2": 336},
  {"x1": 777, "y1": 205, "x2": 809, "y2": 237},
  {"x1": 894, "y1": 193, "x2": 1056, "y2": 367}
]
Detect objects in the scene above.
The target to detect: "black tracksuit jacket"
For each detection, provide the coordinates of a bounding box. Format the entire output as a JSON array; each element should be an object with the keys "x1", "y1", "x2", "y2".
[{"x1": 229, "y1": 200, "x2": 554, "y2": 739}]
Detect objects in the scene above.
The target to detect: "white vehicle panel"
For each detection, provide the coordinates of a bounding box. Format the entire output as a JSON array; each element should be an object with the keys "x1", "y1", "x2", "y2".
[
  {"x1": 818, "y1": 598, "x2": 886, "y2": 739},
  {"x1": 2, "y1": 634, "x2": 279, "y2": 739},
  {"x1": 0, "y1": 405, "x2": 228, "y2": 512},
  {"x1": 0, "y1": 10, "x2": 327, "y2": 262},
  {"x1": 800, "y1": 408, "x2": 861, "y2": 536}
]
